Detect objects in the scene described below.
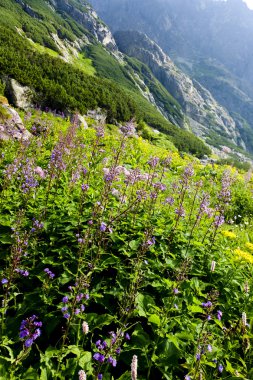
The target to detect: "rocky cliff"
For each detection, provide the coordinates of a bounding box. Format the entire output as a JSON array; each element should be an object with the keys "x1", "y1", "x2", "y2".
[{"x1": 114, "y1": 31, "x2": 244, "y2": 148}]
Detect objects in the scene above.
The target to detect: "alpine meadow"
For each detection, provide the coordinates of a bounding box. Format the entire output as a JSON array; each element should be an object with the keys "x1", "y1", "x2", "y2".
[{"x1": 0, "y1": 1, "x2": 253, "y2": 380}]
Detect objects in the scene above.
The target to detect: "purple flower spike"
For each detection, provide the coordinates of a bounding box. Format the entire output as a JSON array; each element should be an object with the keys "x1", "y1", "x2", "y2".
[
  {"x1": 98, "y1": 375, "x2": 103, "y2": 380},
  {"x1": 217, "y1": 310, "x2": 223, "y2": 320},
  {"x1": 196, "y1": 353, "x2": 201, "y2": 361}
]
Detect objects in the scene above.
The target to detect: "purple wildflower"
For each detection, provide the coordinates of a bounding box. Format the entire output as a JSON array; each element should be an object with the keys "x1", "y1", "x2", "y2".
[
  {"x1": 63, "y1": 313, "x2": 70, "y2": 319},
  {"x1": 217, "y1": 310, "x2": 223, "y2": 320},
  {"x1": 100, "y1": 222, "x2": 107, "y2": 232},
  {"x1": 62, "y1": 296, "x2": 68, "y2": 303},
  {"x1": 24, "y1": 339, "x2": 33, "y2": 348},
  {"x1": 218, "y1": 364, "x2": 224, "y2": 373},
  {"x1": 97, "y1": 375, "x2": 103, "y2": 380},
  {"x1": 125, "y1": 333, "x2": 130, "y2": 340},
  {"x1": 1, "y1": 278, "x2": 8, "y2": 284},
  {"x1": 44, "y1": 268, "x2": 55, "y2": 279},
  {"x1": 173, "y1": 288, "x2": 179, "y2": 295},
  {"x1": 93, "y1": 353, "x2": 105, "y2": 363},
  {"x1": 207, "y1": 344, "x2": 212, "y2": 352},
  {"x1": 196, "y1": 353, "x2": 201, "y2": 361},
  {"x1": 214, "y1": 215, "x2": 225, "y2": 228}
]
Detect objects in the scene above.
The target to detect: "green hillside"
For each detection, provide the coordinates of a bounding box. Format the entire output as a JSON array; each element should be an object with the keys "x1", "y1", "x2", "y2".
[{"x1": 0, "y1": 0, "x2": 211, "y2": 157}]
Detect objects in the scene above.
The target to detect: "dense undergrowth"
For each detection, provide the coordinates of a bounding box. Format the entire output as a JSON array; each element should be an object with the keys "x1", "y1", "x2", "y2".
[{"x1": 0, "y1": 111, "x2": 253, "y2": 379}]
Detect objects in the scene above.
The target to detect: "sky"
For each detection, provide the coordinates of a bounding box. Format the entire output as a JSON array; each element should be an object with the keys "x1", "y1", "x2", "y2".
[{"x1": 243, "y1": 0, "x2": 253, "y2": 9}]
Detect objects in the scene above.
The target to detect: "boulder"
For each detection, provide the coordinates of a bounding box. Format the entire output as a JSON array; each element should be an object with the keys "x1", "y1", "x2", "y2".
[
  {"x1": 5, "y1": 78, "x2": 33, "y2": 110},
  {"x1": 0, "y1": 101, "x2": 31, "y2": 141}
]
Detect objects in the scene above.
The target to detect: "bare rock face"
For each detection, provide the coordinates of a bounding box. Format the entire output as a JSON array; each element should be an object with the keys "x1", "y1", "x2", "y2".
[
  {"x1": 0, "y1": 99, "x2": 31, "y2": 141},
  {"x1": 114, "y1": 31, "x2": 243, "y2": 148},
  {"x1": 5, "y1": 78, "x2": 33, "y2": 110},
  {"x1": 51, "y1": 0, "x2": 117, "y2": 51}
]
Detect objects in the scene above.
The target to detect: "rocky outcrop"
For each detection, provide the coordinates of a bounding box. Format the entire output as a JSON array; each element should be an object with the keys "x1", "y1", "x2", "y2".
[
  {"x1": 114, "y1": 31, "x2": 243, "y2": 147},
  {"x1": 50, "y1": 0, "x2": 117, "y2": 50},
  {"x1": 0, "y1": 99, "x2": 31, "y2": 141},
  {"x1": 15, "y1": 0, "x2": 42, "y2": 19},
  {"x1": 4, "y1": 78, "x2": 33, "y2": 110}
]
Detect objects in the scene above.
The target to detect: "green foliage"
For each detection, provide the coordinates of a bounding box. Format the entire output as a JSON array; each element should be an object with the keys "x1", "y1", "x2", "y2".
[
  {"x1": 0, "y1": 79, "x2": 5, "y2": 96},
  {"x1": 0, "y1": 27, "x2": 136, "y2": 122},
  {"x1": 0, "y1": 111, "x2": 252, "y2": 379}
]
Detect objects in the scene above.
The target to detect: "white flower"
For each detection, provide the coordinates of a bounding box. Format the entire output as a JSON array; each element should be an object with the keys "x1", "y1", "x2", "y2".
[
  {"x1": 131, "y1": 355, "x2": 138, "y2": 380},
  {"x1": 82, "y1": 321, "x2": 89, "y2": 334}
]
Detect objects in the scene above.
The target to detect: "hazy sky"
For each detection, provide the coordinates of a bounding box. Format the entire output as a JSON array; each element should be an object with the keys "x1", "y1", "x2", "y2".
[{"x1": 243, "y1": 0, "x2": 253, "y2": 9}]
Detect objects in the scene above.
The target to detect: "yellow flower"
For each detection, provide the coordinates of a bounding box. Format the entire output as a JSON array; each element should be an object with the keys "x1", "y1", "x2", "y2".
[
  {"x1": 234, "y1": 248, "x2": 253, "y2": 264},
  {"x1": 222, "y1": 230, "x2": 237, "y2": 239},
  {"x1": 245, "y1": 242, "x2": 253, "y2": 251}
]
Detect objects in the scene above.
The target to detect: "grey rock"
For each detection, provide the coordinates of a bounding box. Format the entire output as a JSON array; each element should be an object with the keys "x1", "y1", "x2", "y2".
[
  {"x1": 114, "y1": 31, "x2": 241, "y2": 147},
  {"x1": 51, "y1": 0, "x2": 117, "y2": 50},
  {"x1": 5, "y1": 78, "x2": 33, "y2": 110},
  {"x1": 0, "y1": 104, "x2": 31, "y2": 141}
]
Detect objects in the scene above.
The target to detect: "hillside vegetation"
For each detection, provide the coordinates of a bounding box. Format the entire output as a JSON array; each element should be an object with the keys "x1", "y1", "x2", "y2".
[
  {"x1": 0, "y1": 111, "x2": 253, "y2": 379},
  {"x1": 0, "y1": 25, "x2": 210, "y2": 157}
]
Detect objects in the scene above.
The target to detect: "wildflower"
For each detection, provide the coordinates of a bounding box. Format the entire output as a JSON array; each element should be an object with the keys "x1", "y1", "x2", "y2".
[
  {"x1": 210, "y1": 260, "x2": 216, "y2": 272},
  {"x1": 81, "y1": 184, "x2": 89, "y2": 192},
  {"x1": 1, "y1": 278, "x2": 8, "y2": 284},
  {"x1": 44, "y1": 268, "x2": 55, "y2": 279},
  {"x1": 222, "y1": 230, "x2": 237, "y2": 239},
  {"x1": 173, "y1": 288, "x2": 179, "y2": 294},
  {"x1": 97, "y1": 375, "x2": 103, "y2": 380},
  {"x1": 82, "y1": 321, "x2": 89, "y2": 334},
  {"x1": 62, "y1": 296, "x2": 69, "y2": 303},
  {"x1": 63, "y1": 313, "x2": 70, "y2": 319},
  {"x1": 175, "y1": 206, "x2": 185, "y2": 218},
  {"x1": 207, "y1": 344, "x2": 212, "y2": 352},
  {"x1": 131, "y1": 355, "x2": 138, "y2": 380},
  {"x1": 100, "y1": 222, "x2": 107, "y2": 232},
  {"x1": 185, "y1": 376, "x2": 191, "y2": 380},
  {"x1": 125, "y1": 333, "x2": 131, "y2": 340},
  {"x1": 115, "y1": 347, "x2": 121, "y2": 354},
  {"x1": 108, "y1": 356, "x2": 117, "y2": 367},
  {"x1": 19, "y1": 315, "x2": 42, "y2": 348},
  {"x1": 34, "y1": 166, "x2": 46, "y2": 178},
  {"x1": 15, "y1": 269, "x2": 29, "y2": 277},
  {"x1": 202, "y1": 301, "x2": 212, "y2": 308},
  {"x1": 93, "y1": 353, "x2": 105, "y2": 363},
  {"x1": 24, "y1": 338, "x2": 33, "y2": 348},
  {"x1": 217, "y1": 310, "x2": 223, "y2": 320},
  {"x1": 242, "y1": 312, "x2": 247, "y2": 327},
  {"x1": 78, "y1": 370, "x2": 87, "y2": 380},
  {"x1": 235, "y1": 248, "x2": 253, "y2": 264},
  {"x1": 148, "y1": 156, "x2": 159, "y2": 168},
  {"x1": 196, "y1": 353, "x2": 201, "y2": 361},
  {"x1": 218, "y1": 364, "x2": 224, "y2": 373},
  {"x1": 214, "y1": 215, "x2": 225, "y2": 228}
]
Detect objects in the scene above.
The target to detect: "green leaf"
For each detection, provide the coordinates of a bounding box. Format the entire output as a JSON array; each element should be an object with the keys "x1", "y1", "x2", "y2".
[
  {"x1": 148, "y1": 314, "x2": 161, "y2": 326},
  {"x1": 79, "y1": 351, "x2": 92, "y2": 368}
]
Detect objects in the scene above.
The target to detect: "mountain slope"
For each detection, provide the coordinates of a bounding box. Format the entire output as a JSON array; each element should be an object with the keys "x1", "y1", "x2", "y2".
[
  {"x1": 0, "y1": 0, "x2": 210, "y2": 157},
  {"x1": 89, "y1": 0, "x2": 253, "y2": 154}
]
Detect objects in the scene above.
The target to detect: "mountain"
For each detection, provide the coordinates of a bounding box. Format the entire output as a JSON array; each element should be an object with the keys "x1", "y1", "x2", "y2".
[
  {"x1": 0, "y1": 0, "x2": 212, "y2": 157},
  {"x1": 89, "y1": 0, "x2": 253, "y2": 154}
]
